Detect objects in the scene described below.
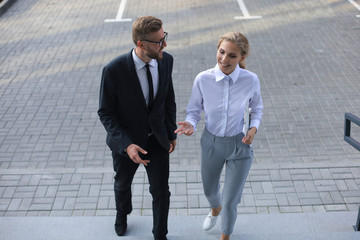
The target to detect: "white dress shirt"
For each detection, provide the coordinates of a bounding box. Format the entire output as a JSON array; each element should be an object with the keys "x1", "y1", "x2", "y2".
[
  {"x1": 132, "y1": 49, "x2": 159, "y2": 105},
  {"x1": 185, "y1": 64, "x2": 263, "y2": 137}
]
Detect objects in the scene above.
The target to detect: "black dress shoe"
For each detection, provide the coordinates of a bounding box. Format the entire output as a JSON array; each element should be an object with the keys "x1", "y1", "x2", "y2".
[
  {"x1": 115, "y1": 214, "x2": 127, "y2": 236},
  {"x1": 154, "y1": 236, "x2": 167, "y2": 240},
  {"x1": 115, "y1": 225, "x2": 127, "y2": 236},
  {"x1": 115, "y1": 224, "x2": 127, "y2": 236}
]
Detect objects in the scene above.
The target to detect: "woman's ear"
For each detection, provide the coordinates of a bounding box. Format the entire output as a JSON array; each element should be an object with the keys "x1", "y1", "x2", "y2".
[{"x1": 240, "y1": 54, "x2": 247, "y2": 62}]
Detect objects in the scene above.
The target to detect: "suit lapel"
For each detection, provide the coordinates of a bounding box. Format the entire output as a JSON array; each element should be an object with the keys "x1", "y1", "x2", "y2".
[{"x1": 155, "y1": 58, "x2": 166, "y2": 103}]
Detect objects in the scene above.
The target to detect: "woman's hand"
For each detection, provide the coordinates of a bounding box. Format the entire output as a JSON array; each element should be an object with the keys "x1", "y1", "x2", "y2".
[
  {"x1": 174, "y1": 121, "x2": 194, "y2": 136},
  {"x1": 242, "y1": 127, "x2": 257, "y2": 145}
]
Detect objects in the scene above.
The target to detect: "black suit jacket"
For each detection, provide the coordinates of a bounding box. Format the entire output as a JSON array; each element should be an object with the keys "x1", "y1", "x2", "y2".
[{"x1": 98, "y1": 50, "x2": 177, "y2": 155}]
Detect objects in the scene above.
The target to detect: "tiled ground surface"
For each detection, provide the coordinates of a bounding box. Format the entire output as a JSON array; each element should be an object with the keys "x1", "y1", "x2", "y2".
[{"x1": 0, "y1": 0, "x2": 360, "y2": 217}]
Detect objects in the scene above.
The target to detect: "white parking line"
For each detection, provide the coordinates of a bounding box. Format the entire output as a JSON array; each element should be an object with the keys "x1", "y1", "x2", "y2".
[
  {"x1": 104, "y1": 0, "x2": 132, "y2": 23},
  {"x1": 348, "y1": 0, "x2": 360, "y2": 17},
  {"x1": 234, "y1": 0, "x2": 262, "y2": 20}
]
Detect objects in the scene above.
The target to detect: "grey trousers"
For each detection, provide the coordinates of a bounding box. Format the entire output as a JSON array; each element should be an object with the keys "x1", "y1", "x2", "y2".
[{"x1": 201, "y1": 128, "x2": 253, "y2": 235}]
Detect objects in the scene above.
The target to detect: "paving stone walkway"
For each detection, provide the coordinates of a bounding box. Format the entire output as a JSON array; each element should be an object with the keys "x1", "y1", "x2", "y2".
[{"x1": 1, "y1": 0, "x2": 360, "y2": 220}]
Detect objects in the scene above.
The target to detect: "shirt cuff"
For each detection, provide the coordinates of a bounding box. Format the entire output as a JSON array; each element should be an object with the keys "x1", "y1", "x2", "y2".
[
  {"x1": 250, "y1": 119, "x2": 261, "y2": 132},
  {"x1": 185, "y1": 119, "x2": 197, "y2": 132}
]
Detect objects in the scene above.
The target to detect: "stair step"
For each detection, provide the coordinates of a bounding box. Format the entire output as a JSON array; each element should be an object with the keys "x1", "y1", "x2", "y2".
[{"x1": 0, "y1": 212, "x2": 358, "y2": 240}]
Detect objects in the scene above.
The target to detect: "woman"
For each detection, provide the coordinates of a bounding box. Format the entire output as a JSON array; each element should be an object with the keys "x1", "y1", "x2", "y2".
[{"x1": 175, "y1": 32, "x2": 263, "y2": 240}]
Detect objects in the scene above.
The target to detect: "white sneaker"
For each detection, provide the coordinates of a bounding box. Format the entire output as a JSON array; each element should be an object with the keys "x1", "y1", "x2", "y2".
[{"x1": 202, "y1": 212, "x2": 219, "y2": 231}]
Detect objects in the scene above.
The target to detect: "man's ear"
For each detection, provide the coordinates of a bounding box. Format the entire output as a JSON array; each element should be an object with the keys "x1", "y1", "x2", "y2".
[{"x1": 137, "y1": 40, "x2": 145, "y2": 49}]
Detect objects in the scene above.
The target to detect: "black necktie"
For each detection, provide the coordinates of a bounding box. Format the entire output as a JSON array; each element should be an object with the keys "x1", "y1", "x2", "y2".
[{"x1": 145, "y1": 64, "x2": 154, "y2": 108}]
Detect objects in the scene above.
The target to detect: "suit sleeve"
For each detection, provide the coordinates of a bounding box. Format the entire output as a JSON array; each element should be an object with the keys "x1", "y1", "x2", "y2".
[
  {"x1": 164, "y1": 56, "x2": 177, "y2": 141},
  {"x1": 98, "y1": 67, "x2": 132, "y2": 155}
]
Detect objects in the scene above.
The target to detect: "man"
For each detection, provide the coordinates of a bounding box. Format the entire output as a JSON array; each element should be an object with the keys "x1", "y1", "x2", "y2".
[{"x1": 98, "y1": 16, "x2": 177, "y2": 240}]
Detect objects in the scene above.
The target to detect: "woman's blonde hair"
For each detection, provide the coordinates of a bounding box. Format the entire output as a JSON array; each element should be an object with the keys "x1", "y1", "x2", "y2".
[{"x1": 217, "y1": 32, "x2": 249, "y2": 69}]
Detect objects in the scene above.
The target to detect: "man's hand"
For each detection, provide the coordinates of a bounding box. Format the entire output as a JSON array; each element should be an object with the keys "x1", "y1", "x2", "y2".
[
  {"x1": 169, "y1": 140, "x2": 176, "y2": 153},
  {"x1": 126, "y1": 144, "x2": 150, "y2": 166}
]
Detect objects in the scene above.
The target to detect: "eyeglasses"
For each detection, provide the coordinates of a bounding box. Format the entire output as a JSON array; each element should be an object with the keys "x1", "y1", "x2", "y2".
[{"x1": 141, "y1": 32, "x2": 168, "y2": 47}]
